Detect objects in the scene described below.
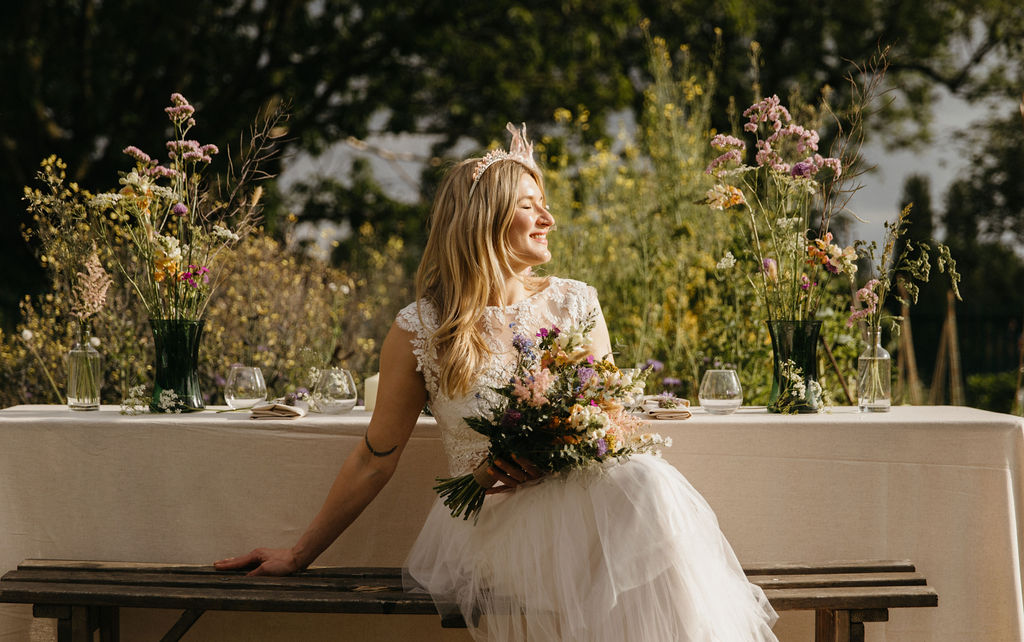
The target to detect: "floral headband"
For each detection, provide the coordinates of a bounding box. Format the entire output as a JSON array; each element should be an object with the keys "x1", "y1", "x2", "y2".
[{"x1": 469, "y1": 122, "x2": 537, "y2": 195}]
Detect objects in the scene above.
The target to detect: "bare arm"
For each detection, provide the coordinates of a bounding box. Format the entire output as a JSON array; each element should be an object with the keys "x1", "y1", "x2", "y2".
[{"x1": 215, "y1": 321, "x2": 427, "y2": 576}]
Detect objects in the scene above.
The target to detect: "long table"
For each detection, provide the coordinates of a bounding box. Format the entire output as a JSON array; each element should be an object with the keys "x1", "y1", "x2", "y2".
[{"x1": 0, "y1": 404, "x2": 1020, "y2": 641}]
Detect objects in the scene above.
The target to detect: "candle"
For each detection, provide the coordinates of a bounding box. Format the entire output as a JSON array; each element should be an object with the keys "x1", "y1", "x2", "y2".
[{"x1": 364, "y1": 373, "x2": 379, "y2": 412}]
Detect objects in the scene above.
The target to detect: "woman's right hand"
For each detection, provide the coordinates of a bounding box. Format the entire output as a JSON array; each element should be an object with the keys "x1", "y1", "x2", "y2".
[{"x1": 214, "y1": 548, "x2": 303, "y2": 576}]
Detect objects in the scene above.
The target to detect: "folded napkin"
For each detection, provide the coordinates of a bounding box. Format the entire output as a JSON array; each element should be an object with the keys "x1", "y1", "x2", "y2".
[
  {"x1": 643, "y1": 407, "x2": 692, "y2": 420},
  {"x1": 250, "y1": 401, "x2": 307, "y2": 419},
  {"x1": 640, "y1": 395, "x2": 692, "y2": 420}
]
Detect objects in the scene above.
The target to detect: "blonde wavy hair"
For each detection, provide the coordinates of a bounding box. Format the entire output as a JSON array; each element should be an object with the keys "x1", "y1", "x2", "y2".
[{"x1": 415, "y1": 157, "x2": 549, "y2": 397}]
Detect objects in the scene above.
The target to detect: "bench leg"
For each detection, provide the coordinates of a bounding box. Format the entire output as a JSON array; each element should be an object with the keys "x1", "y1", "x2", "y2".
[
  {"x1": 98, "y1": 606, "x2": 119, "y2": 642},
  {"x1": 816, "y1": 608, "x2": 890, "y2": 642},
  {"x1": 815, "y1": 609, "x2": 851, "y2": 642},
  {"x1": 33, "y1": 605, "x2": 91, "y2": 642},
  {"x1": 160, "y1": 608, "x2": 206, "y2": 642}
]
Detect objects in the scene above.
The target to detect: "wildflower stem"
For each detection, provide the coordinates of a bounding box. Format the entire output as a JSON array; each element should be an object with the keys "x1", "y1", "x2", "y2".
[{"x1": 21, "y1": 336, "x2": 63, "y2": 403}]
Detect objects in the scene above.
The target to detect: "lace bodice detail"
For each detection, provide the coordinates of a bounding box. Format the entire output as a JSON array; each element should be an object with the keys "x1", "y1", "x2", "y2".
[{"x1": 395, "y1": 277, "x2": 603, "y2": 475}]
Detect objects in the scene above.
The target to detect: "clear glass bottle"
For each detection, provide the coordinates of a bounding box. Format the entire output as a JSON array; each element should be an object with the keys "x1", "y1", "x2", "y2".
[
  {"x1": 67, "y1": 324, "x2": 101, "y2": 411},
  {"x1": 857, "y1": 328, "x2": 891, "y2": 412}
]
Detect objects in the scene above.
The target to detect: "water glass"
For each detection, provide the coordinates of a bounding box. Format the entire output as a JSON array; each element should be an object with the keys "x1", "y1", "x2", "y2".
[
  {"x1": 313, "y1": 367, "x2": 358, "y2": 414},
  {"x1": 224, "y1": 365, "x2": 267, "y2": 409},
  {"x1": 698, "y1": 369, "x2": 743, "y2": 415}
]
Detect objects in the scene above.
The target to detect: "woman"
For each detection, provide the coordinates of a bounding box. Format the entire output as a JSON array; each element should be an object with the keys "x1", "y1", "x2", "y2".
[{"x1": 216, "y1": 124, "x2": 778, "y2": 641}]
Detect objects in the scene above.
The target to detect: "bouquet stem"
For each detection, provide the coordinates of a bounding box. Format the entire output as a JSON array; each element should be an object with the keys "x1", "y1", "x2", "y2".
[{"x1": 434, "y1": 459, "x2": 492, "y2": 521}]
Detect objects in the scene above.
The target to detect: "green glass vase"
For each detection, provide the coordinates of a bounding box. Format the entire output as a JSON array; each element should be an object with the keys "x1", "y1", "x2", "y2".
[
  {"x1": 149, "y1": 319, "x2": 205, "y2": 412},
  {"x1": 767, "y1": 320, "x2": 822, "y2": 413}
]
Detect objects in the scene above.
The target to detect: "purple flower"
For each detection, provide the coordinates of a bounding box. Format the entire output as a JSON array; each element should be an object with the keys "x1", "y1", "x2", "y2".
[
  {"x1": 596, "y1": 439, "x2": 608, "y2": 457},
  {"x1": 172, "y1": 203, "x2": 188, "y2": 216},
  {"x1": 663, "y1": 377, "x2": 682, "y2": 388},
  {"x1": 502, "y1": 409, "x2": 523, "y2": 426},
  {"x1": 577, "y1": 367, "x2": 596, "y2": 386},
  {"x1": 645, "y1": 358, "x2": 664, "y2": 372},
  {"x1": 790, "y1": 161, "x2": 813, "y2": 178},
  {"x1": 512, "y1": 333, "x2": 534, "y2": 353},
  {"x1": 537, "y1": 328, "x2": 549, "y2": 338}
]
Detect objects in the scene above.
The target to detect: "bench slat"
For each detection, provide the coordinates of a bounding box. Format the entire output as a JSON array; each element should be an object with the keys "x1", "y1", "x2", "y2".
[
  {"x1": 743, "y1": 560, "x2": 916, "y2": 575},
  {"x1": 764, "y1": 585, "x2": 938, "y2": 611},
  {"x1": 0, "y1": 580, "x2": 443, "y2": 615},
  {"x1": 3, "y1": 570, "x2": 408, "y2": 593},
  {"x1": 4, "y1": 568, "x2": 929, "y2": 595},
  {"x1": 17, "y1": 560, "x2": 399, "y2": 579},
  {"x1": 747, "y1": 572, "x2": 927, "y2": 589}
]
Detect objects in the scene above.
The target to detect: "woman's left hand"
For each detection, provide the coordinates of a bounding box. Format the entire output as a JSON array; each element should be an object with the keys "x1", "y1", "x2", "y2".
[{"x1": 485, "y1": 454, "x2": 543, "y2": 494}]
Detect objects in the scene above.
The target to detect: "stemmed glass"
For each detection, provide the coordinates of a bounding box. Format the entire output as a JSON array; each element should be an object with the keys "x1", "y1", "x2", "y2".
[
  {"x1": 224, "y1": 365, "x2": 268, "y2": 409},
  {"x1": 313, "y1": 367, "x2": 358, "y2": 414},
  {"x1": 698, "y1": 369, "x2": 743, "y2": 415}
]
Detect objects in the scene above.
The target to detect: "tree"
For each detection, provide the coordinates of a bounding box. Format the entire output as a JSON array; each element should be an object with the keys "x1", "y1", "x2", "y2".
[{"x1": 5, "y1": 0, "x2": 1024, "y2": 327}]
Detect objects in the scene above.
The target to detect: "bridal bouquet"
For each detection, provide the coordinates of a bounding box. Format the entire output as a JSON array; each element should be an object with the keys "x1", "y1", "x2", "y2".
[{"x1": 434, "y1": 315, "x2": 668, "y2": 521}]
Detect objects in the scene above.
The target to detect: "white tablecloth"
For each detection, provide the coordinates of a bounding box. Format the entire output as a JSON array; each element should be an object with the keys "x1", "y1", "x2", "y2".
[{"x1": 0, "y1": 404, "x2": 1020, "y2": 641}]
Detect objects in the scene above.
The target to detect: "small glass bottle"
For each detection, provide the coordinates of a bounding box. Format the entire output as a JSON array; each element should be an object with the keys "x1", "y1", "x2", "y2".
[
  {"x1": 857, "y1": 328, "x2": 891, "y2": 412},
  {"x1": 67, "y1": 323, "x2": 101, "y2": 411}
]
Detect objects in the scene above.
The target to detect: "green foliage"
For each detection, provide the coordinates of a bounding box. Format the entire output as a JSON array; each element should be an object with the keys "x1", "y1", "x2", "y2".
[
  {"x1": 966, "y1": 371, "x2": 1019, "y2": 414},
  {"x1": 0, "y1": 225, "x2": 412, "y2": 409},
  {"x1": 545, "y1": 34, "x2": 773, "y2": 401}
]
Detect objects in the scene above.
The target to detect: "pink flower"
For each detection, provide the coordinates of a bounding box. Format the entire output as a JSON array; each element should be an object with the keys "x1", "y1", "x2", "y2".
[
  {"x1": 705, "y1": 149, "x2": 744, "y2": 175},
  {"x1": 122, "y1": 146, "x2": 154, "y2": 165},
  {"x1": 512, "y1": 368, "x2": 555, "y2": 407},
  {"x1": 846, "y1": 279, "x2": 881, "y2": 327},
  {"x1": 710, "y1": 134, "x2": 746, "y2": 151}
]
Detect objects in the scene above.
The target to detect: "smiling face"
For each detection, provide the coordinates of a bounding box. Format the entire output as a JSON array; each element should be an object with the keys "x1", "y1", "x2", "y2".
[{"x1": 506, "y1": 172, "x2": 554, "y2": 273}]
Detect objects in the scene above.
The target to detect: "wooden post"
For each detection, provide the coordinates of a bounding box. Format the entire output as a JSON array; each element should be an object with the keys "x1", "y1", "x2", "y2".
[
  {"x1": 928, "y1": 290, "x2": 965, "y2": 406},
  {"x1": 929, "y1": 320, "x2": 949, "y2": 406},
  {"x1": 897, "y1": 284, "x2": 923, "y2": 405},
  {"x1": 820, "y1": 336, "x2": 854, "y2": 405},
  {"x1": 946, "y1": 290, "x2": 965, "y2": 405}
]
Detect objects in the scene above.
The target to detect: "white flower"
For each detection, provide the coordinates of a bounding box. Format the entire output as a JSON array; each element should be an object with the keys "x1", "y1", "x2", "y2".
[
  {"x1": 212, "y1": 225, "x2": 240, "y2": 242},
  {"x1": 89, "y1": 336, "x2": 101, "y2": 348},
  {"x1": 158, "y1": 389, "x2": 182, "y2": 413},
  {"x1": 716, "y1": 251, "x2": 736, "y2": 270},
  {"x1": 156, "y1": 234, "x2": 181, "y2": 260},
  {"x1": 91, "y1": 193, "x2": 123, "y2": 209},
  {"x1": 20, "y1": 329, "x2": 33, "y2": 342}
]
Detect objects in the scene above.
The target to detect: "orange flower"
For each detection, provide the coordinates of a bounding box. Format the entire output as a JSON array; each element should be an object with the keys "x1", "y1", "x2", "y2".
[{"x1": 154, "y1": 255, "x2": 179, "y2": 282}]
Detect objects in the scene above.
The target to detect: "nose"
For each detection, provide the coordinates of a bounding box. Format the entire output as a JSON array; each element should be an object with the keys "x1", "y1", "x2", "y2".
[{"x1": 537, "y1": 204, "x2": 554, "y2": 228}]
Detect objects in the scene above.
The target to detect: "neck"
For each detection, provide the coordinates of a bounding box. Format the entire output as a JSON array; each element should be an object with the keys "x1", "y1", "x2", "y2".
[{"x1": 489, "y1": 269, "x2": 531, "y2": 306}]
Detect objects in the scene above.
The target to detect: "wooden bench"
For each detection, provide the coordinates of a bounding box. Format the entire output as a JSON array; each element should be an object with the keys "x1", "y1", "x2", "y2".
[{"x1": 0, "y1": 559, "x2": 937, "y2": 642}]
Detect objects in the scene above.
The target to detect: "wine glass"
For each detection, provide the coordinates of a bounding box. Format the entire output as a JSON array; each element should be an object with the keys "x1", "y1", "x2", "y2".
[
  {"x1": 224, "y1": 365, "x2": 267, "y2": 409},
  {"x1": 698, "y1": 369, "x2": 743, "y2": 415},
  {"x1": 313, "y1": 367, "x2": 358, "y2": 414}
]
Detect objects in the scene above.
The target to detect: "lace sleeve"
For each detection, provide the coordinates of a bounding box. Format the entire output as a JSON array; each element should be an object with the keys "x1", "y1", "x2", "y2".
[
  {"x1": 395, "y1": 300, "x2": 440, "y2": 395},
  {"x1": 553, "y1": 278, "x2": 602, "y2": 327}
]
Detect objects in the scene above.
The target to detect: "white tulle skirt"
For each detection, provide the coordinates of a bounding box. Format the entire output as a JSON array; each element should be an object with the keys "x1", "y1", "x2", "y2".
[{"x1": 405, "y1": 454, "x2": 778, "y2": 641}]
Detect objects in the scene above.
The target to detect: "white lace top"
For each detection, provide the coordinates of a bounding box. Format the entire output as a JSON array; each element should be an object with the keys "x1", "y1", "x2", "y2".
[{"x1": 395, "y1": 277, "x2": 603, "y2": 475}]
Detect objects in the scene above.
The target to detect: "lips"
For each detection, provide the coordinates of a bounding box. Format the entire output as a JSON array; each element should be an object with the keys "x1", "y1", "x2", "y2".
[{"x1": 530, "y1": 233, "x2": 547, "y2": 245}]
